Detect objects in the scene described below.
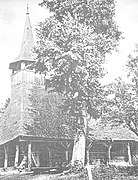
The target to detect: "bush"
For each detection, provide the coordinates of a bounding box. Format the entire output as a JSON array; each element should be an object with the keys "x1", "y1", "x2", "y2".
[
  {"x1": 50, "y1": 164, "x2": 137, "y2": 180},
  {"x1": 91, "y1": 164, "x2": 137, "y2": 180},
  {"x1": 50, "y1": 171, "x2": 88, "y2": 180}
]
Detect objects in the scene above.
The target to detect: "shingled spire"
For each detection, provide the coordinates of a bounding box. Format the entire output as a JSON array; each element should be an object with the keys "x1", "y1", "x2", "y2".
[
  {"x1": 9, "y1": 5, "x2": 35, "y2": 73},
  {"x1": 18, "y1": 4, "x2": 34, "y2": 61}
]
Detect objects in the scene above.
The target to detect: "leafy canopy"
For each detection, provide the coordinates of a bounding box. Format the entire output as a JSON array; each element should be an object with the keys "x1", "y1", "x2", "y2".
[
  {"x1": 102, "y1": 45, "x2": 138, "y2": 136},
  {"x1": 26, "y1": 87, "x2": 71, "y2": 138},
  {"x1": 33, "y1": 0, "x2": 121, "y2": 131}
]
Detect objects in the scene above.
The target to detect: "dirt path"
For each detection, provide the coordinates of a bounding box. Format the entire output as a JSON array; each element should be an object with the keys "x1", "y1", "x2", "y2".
[{"x1": 0, "y1": 174, "x2": 53, "y2": 180}]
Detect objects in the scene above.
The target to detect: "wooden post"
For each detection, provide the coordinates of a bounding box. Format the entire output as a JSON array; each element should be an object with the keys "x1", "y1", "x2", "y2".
[
  {"x1": 14, "y1": 144, "x2": 19, "y2": 167},
  {"x1": 4, "y1": 146, "x2": 8, "y2": 169},
  {"x1": 127, "y1": 142, "x2": 132, "y2": 165},
  {"x1": 108, "y1": 144, "x2": 112, "y2": 165},
  {"x1": 36, "y1": 151, "x2": 40, "y2": 167},
  {"x1": 28, "y1": 142, "x2": 32, "y2": 170},
  {"x1": 49, "y1": 149, "x2": 52, "y2": 167},
  {"x1": 21, "y1": 62, "x2": 26, "y2": 69},
  {"x1": 65, "y1": 150, "x2": 69, "y2": 164}
]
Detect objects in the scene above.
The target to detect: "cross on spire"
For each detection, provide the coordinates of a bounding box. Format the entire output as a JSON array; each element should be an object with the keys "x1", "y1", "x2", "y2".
[{"x1": 26, "y1": 4, "x2": 29, "y2": 15}]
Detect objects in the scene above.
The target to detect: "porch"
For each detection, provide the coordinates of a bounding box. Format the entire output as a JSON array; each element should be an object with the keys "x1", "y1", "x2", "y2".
[
  {"x1": 87, "y1": 140, "x2": 138, "y2": 167},
  {"x1": 0, "y1": 135, "x2": 73, "y2": 171}
]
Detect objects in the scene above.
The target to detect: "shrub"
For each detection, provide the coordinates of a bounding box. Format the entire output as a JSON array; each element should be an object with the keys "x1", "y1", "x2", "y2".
[{"x1": 92, "y1": 164, "x2": 129, "y2": 180}]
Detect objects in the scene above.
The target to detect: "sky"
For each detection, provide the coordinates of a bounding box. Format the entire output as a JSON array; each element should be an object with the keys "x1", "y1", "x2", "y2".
[{"x1": 0, "y1": 0, "x2": 138, "y2": 105}]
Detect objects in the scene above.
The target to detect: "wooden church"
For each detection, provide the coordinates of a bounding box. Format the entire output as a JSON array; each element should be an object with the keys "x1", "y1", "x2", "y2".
[
  {"x1": 0, "y1": 6, "x2": 73, "y2": 171},
  {"x1": 1, "y1": 5, "x2": 138, "y2": 173}
]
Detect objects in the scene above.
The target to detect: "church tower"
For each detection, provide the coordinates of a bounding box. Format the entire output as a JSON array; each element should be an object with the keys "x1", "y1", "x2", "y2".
[
  {"x1": 0, "y1": 5, "x2": 72, "y2": 170},
  {"x1": 0, "y1": 6, "x2": 44, "y2": 144}
]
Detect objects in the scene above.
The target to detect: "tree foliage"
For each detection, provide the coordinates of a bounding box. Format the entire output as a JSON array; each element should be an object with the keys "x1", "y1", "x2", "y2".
[
  {"x1": 0, "y1": 98, "x2": 10, "y2": 117},
  {"x1": 25, "y1": 87, "x2": 72, "y2": 138},
  {"x1": 33, "y1": 0, "x2": 121, "y2": 132},
  {"x1": 102, "y1": 45, "x2": 138, "y2": 136}
]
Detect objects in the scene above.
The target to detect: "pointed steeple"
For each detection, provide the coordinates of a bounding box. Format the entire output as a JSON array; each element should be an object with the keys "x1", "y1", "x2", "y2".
[
  {"x1": 9, "y1": 5, "x2": 35, "y2": 72},
  {"x1": 17, "y1": 4, "x2": 34, "y2": 61}
]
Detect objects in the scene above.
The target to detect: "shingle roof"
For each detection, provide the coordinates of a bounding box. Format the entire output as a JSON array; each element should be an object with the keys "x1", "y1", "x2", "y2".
[
  {"x1": 15, "y1": 9, "x2": 34, "y2": 62},
  {"x1": 0, "y1": 82, "x2": 32, "y2": 145},
  {"x1": 89, "y1": 124, "x2": 138, "y2": 142}
]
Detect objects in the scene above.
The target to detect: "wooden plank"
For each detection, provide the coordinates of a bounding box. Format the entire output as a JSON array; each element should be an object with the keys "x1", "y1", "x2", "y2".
[
  {"x1": 19, "y1": 135, "x2": 72, "y2": 142},
  {"x1": 19, "y1": 139, "x2": 72, "y2": 144},
  {"x1": 32, "y1": 167, "x2": 59, "y2": 170}
]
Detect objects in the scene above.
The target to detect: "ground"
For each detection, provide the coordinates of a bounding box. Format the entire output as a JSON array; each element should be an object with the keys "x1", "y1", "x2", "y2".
[
  {"x1": 1, "y1": 171, "x2": 138, "y2": 180},
  {"x1": 0, "y1": 172, "x2": 83, "y2": 180},
  {"x1": 0, "y1": 174, "x2": 52, "y2": 180}
]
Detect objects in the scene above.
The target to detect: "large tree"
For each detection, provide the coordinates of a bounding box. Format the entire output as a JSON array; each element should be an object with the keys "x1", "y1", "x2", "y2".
[
  {"x1": 102, "y1": 45, "x2": 138, "y2": 136},
  {"x1": 32, "y1": 0, "x2": 121, "y2": 166}
]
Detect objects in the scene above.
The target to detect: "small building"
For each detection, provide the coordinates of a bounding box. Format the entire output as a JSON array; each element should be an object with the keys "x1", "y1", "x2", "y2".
[{"x1": 87, "y1": 125, "x2": 138, "y2": 166}]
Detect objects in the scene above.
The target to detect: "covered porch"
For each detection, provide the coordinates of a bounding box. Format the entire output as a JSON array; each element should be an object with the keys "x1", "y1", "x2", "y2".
[
  {"x1": 0, "y1": 135, "x2": 73, "y2": 171},
  {"x1": 87, "y1": 139, "x2": 138, "y2": 167}
]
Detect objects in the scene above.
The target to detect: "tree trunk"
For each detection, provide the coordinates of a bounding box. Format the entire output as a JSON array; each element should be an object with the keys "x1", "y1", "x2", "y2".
[
  {"x1": 71, "y1": 104, "x2": 88, "y2": 167},
  {"x1": 71, "y1": 131, "x2": 86, "y2": 166}
]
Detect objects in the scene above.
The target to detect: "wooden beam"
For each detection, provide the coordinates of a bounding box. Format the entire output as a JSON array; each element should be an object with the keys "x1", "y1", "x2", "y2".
[
  {"x1": 67, "y1": 142, "x2": 72, "y2": 149},
  {"x1": 28, "y1": 142, "x2": 32, "y2": 170},
  {"x1": 14, "y1": 144, "x2": 19, "y2": 167},
  {"x1": 4, "y1": 146, "x2": 8, "y2": 169},
  {"x1": 60, "y1": 142, "x2": 67, "y2": 149},
  {"x1": 108, "y1": 144, "x2": 112, "y2": 164},
  {"x1": 65, "y1": 150, "x2": 69, "y2": 164},
  {"x1": 88, "y1": 143, "x2": 93, "y2": 150},
  {"x1": 19, "y1": 136, "x2": 72, "y2": 143},
  {"x1": 127, "y1": 142, "x2": 132, "y2": 165},
  {"x1": 36, "y1": 151, "x2": 40, "y2": 167},
  {"x1": 32, "y1": 153, "x2": 38, "y2": 167},
  {"x1": 49, "y1": 149, "x2": 52, "y2": 167}
]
